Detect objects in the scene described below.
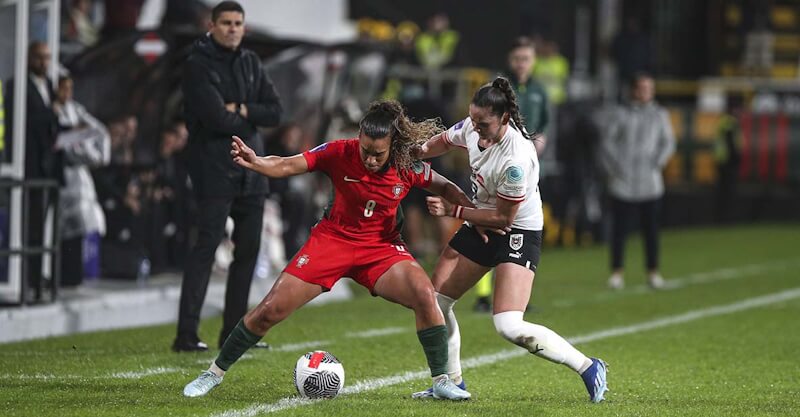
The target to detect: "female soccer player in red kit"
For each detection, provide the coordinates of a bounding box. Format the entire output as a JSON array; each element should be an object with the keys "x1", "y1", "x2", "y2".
[{"x1": 182, "y1": 100, "x2": 473, "y2": 400}]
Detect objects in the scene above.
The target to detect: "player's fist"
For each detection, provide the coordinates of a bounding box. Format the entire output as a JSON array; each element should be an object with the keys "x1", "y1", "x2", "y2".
[
  {"x1": 426, "y1": 196, "x2": 452, "y2": 217},
  {"x1": 231, "y1": 135, "x2": 257, "y2": 168}
]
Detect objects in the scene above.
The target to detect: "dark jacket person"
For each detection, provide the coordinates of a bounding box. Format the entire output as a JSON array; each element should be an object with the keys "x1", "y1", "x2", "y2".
[
  {"x1": 5, "y1": 41, "x2": 62, "y2": 300},
  {"x1": 174, "y1": 0, "x2": 282, "y2": 352}
]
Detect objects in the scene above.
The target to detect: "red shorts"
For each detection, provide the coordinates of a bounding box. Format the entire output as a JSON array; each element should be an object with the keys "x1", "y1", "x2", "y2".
[{"x1": 283, "y1": 228, "x2": 415, "y2": 293}]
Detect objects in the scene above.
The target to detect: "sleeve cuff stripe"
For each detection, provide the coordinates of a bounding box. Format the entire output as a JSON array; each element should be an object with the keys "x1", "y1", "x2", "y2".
[{"x1": 497, "y1": 192, "x2": 525, "y2": 202}]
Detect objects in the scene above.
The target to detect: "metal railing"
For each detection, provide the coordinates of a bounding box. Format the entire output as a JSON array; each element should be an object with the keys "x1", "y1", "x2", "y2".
[{"x1": 0, "y1": 178, "x2": 60, "y2": 305}]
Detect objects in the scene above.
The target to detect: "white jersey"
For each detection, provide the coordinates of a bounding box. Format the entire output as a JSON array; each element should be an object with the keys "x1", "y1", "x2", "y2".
[{"x1": 443, "y1": 117, "x2": 543, "y2": 231}]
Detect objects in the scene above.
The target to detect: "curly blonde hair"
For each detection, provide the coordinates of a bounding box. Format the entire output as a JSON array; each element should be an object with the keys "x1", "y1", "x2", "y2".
[{"x1": 359, "y1": 100, "x2": 444, "y2": 171}]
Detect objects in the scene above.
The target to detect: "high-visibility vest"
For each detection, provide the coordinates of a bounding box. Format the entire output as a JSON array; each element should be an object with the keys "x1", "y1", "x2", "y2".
[
  {"x1": 415, "y1": 30, "x2": 460, "y2": 70},
  {"x1": 533, "y1": 55, "x2": 569, "y2": 105}
]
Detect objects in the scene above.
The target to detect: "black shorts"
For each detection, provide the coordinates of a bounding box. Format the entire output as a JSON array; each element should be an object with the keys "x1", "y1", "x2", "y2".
[{"x1": 448, "y1": 224, "x2": 542, "y2": 271}]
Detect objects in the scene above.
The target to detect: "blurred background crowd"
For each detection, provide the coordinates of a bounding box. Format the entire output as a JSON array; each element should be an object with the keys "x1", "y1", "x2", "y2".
[{"x1": 1, "y1": 0, "x2": 799, "y2": 304}]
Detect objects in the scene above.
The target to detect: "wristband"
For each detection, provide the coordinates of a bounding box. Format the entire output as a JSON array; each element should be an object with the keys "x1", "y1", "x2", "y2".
[{"x1": 451, "y1": 205, "x2": 464, "y2": 219}]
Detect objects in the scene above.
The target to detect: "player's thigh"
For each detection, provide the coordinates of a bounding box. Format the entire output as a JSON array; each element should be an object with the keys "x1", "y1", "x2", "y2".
[
  {"x1": 430, "y1": 245, "x2": 461, "y2": 290},
  {"x1": 492, "y1": 263, "x2": 534, "y2": 314},
  {"x1": 248, "y1": 271, "x2": 323, "y2": 322},
  {"x1": 373, "y1": 259, "x2": 434, "y2": 309},
  {"x1": 437, "y1": 254, "x2": 491, "y2": 301}
]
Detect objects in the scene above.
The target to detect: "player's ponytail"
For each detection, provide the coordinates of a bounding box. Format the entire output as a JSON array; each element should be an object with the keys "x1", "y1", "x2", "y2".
[
  {"x1": 360, "y1": 100, "x2": 443, "y2": 170},
  {"x1": 473, "y1": 76, "x2": 534, "y2": 141}
]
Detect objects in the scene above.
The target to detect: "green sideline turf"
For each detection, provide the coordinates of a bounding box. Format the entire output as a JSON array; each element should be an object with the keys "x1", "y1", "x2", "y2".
[{"x1": 1, "y1": 224, "x2": 798, "y2": 417}]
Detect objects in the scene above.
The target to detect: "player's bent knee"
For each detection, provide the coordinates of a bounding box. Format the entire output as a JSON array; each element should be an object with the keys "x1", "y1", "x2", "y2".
[
  {"x1": 248, "y1": 302, "x2": 288, "y2": 333},
  {"x1": 493, "y1": 311, "x2": 540, "y2": 352}
]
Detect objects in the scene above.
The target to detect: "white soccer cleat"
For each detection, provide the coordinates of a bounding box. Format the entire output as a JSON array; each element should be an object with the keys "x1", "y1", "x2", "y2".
[
  {"x1": 183, "y1": 371, "x2": 223, "y2": 397},
  {"x1": 648, "y1": 274, "x2": 665, "y2": 290},
  {"x1": 607, "y1": 273, "x2": 624, "y2": 290},
  {"x1": 411, "y1": 379, "x2": 467, "y2": 399},
  {"x1": 431, "y1": 375, "x2": 471, "y2": 401}
]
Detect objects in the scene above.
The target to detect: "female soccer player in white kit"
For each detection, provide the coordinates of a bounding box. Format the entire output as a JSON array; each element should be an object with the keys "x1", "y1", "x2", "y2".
[{"x1": 414, "y1": 77, "x2": 608, "y2": 403}]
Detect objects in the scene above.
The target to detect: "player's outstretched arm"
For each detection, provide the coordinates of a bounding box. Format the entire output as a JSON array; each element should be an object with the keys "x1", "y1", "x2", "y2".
[
  {"x1": 231, "y1": 135, "x2": 308, "y2": 178},
  {"x1": 426, "y1": 195, "x2": 520, "y2": 230},
  {"x1": 416, "y1": 132, "x2": 452, "y2": 159},
  {"x1": 425, "y1": 170, "x2": 474, "y2": 208}
]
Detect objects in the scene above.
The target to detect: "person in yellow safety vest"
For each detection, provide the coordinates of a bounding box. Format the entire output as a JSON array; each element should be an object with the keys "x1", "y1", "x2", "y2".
[
  {"x1": 532, "y1": 39, "x2": 569, "y2": 105},
  {"x1": 415, "y1": 13, "x2": 459, "y2": 70}
]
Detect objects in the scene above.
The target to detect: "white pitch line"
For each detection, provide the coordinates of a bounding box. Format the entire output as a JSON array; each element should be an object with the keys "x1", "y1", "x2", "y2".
[
  {"x1": 3, "y1": 367, "x2": 181, "y2": 381},
  {"x1": 110, "y1": 366, "x2": 181, "y2": 379},
  {"x1": 212, "y1": 287, "x2": 800, "y2": 417},
  {"x1": 8, "y1": 261, "x2": 796, "y2": 383},
  {"x1": 345, "y1": 327, "x2": 407, "y2": 339},
  {"x1": 271, "y1": 340, "x2": 334, "y2": 353},
  {"x1": 551, "y1": 258, "x2": 800, "y2": 307}
]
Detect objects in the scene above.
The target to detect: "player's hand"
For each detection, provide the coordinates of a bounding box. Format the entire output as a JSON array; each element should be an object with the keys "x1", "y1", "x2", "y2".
[
  {"x1": 231, "y1": 135, "x2": 257, "y2": 168},
  {"x1": 474, "y1": 225, "x2": 511, "y2": 244},
  {"x1": 225, "y1": 102, "x2": 237, "y2": 113},
  {"x1": 426, "y1": 196, "x2": 453, "y2": 217},
  {"x1": 411, "y1": 143, "x2": 424, "y2": 159}
]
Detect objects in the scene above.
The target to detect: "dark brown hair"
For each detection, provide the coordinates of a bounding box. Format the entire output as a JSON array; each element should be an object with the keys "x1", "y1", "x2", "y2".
[
  {"x1": 471, "y1": 76, "x2": 533, "y2": 139},
  {"x1": 359, "y1": 100, "x2": 443, "y2": 170}
]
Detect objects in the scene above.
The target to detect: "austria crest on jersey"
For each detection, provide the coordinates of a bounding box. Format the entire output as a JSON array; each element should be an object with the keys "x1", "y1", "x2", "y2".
[{"x1": 509, "y1": 234, "x2": 524, "y2": 250}]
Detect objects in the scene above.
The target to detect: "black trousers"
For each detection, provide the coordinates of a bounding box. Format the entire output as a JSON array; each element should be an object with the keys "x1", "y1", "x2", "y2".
[
  {"x1": 24, "y1": 189, "x2": 50, "y2": 299},
  {"x1": 60, "y1": 235, "x2": 84, "y2": 287},
  {"x1": 176, "y1": 194, "x2": 264, "y2": 344},
  {"x1": 609, "y1": 196, "x2": 661, "y2": 271}
]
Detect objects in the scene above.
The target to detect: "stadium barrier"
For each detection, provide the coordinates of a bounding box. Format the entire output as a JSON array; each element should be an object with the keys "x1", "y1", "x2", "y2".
[{"x1": 0, "y1": 178, "x2": 60, "y2": 305}]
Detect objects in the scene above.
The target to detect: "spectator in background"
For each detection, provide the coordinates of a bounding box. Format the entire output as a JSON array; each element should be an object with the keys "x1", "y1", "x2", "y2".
[
  {"x1": 390, "y1": 21, "x2": 420, "y2": 66},
  {"x1": 5, "y1": 41, "x2": 62, "y2": 299},
  {"x1": 162, "y1": 0, "x2": 211, "y2": 32},
  {"x1": 53, "y1": 74, "x2": 110, "y2": 287},
  {"x1": 103, "y1": 0, "x2": 145, "y2": 37},
  {"x1": 62, "y1": 0, "x2": 99, "y2": 49},
  {"x1": 598, "y1": 74, "x2": 675, "y2": 290},
  {"x1": 264, "y1": 123, "x2": 309, "y2": 258},
  {"x1": 415, "y1": 12, "x2": 460, "y2": 71},
  {"x1": 175, "y1": 1, "x2": 282, "y2": 352},
  {"x1": 107, "y1": 115, "x2": 137, "y2": 166},
  {"x1": 612, "y1": 17, "x2": 652, "y2": 96},
  {"x1": 473, "y1": 36, "x2": 551, "y2": 313},
  {"x1": 532, "y1": 39, "x2": 569, "y2": 106},
  {"x1": 714, "y1": 113, "x2": 741, "y2": 224},
  {"x1": 508, "y1": 37, "x2": 549, "y2": 153},
  {"x1": 151, "y1": 122, "x2": 191, "y2": 271}
]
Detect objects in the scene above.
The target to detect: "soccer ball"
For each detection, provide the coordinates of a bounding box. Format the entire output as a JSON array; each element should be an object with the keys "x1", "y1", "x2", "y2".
[{"x1": 294, "y1": 351, "x2": 345, "y2": 399}]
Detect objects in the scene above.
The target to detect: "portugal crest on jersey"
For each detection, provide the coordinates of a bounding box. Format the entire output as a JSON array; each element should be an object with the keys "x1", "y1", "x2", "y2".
[
  {"x1": 392, "y1": 184, "x2": 404, "y2": 199},
  {"x1": 509, "y1": 234, "x2": 523, "y2": 251},
  {"x1": 296, "y1": 254, "x2": 310, "y2": 268}
]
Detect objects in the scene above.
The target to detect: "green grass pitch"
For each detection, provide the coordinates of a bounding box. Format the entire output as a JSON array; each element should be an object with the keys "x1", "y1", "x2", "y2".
[{"x1": 1, "y1": 224, "x2": 799, "y2": 416}]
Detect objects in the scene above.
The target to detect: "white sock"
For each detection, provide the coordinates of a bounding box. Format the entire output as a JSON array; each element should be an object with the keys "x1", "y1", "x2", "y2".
[
  {"x1": 493, "y1": 311, "x2": 591, "y2": 373},
  {"x1": 208, "y1": 362, "x2": 226, "y2": 377},
  {"x1": 436, "y1": 292, "x2": 462, "y2": 384},
  {"x1": 432, "y1": 374, "x2": 448, "y2": 384}
]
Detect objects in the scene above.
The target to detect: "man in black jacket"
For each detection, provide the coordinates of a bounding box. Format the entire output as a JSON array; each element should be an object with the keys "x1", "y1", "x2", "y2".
[
  {"x1": 5, "y1": 41, "x2": 62, "y2": 300},
  {"x1": 174, "y1": 0, "x2": 282, "y2": 352}
]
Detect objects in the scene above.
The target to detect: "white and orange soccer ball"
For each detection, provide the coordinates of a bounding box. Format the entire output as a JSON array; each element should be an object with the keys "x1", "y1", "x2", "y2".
[{"x1": 294, "y1": 351, "x2": 345, "y2": 399}]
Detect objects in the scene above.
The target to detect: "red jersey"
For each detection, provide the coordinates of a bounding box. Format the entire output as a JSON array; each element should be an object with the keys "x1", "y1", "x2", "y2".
[{"x1": 302, "y1": 139, "x2": 433, "y2": 243}]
